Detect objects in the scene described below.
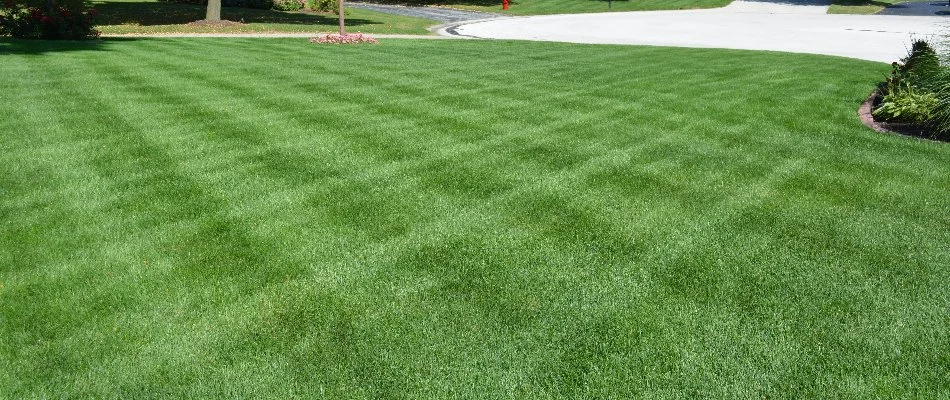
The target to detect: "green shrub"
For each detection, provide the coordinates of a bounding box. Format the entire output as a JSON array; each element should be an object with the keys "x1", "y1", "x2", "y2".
[
  {"x1": 884, "y1": 40, "x2": 941, "y2": 94},
  {"x1": 874, "y1": 83, "x2": 937, "y2": 125},
  {"x1": 872, "y1": 39, "x2": 950, "y2": 140},
  {"x1": 271, "y1": 0, "x2": 304, "y2": 10},
  {"x1": 308, "y1": 0, "x2": 340, "y2": 13},
  {"x1": 904, "y1": 40, "x2": 940, "y2": 79},
  {"x1": 0, "y1": 2, "x2": 99, "y2": 39}
]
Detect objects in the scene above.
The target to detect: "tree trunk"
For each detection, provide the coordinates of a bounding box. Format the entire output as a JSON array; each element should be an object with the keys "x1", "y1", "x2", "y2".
[
  {"x1": 206, "y1": 0, "x2": 221, "y2": 21},
  {"x1": 338, "y1": 0, "x2": 344, "y2": 35}
]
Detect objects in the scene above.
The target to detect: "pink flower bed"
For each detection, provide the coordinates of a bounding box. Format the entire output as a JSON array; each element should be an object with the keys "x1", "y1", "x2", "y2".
[{"x1": 310, "y1": 32, "x2": 379, "y2": 45}]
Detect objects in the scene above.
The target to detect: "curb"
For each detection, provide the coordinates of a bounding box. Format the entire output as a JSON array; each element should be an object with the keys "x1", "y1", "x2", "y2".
[
  {"x1": 431, "y1": 17, "x2": 519, "y2": 38},
  {"x1": 858, "y1": 90, "x2": 889, "y2": 133}
]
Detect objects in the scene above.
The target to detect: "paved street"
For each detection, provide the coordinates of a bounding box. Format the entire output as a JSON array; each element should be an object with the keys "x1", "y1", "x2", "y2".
[{"x1": 879, "y1": 1, "x2": 950, "y2": 16}]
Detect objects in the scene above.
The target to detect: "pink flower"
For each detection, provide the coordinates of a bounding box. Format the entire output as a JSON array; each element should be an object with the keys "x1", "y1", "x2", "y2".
[{"x1": 310, "y1": 33, "x2": 379, "y2": 45}]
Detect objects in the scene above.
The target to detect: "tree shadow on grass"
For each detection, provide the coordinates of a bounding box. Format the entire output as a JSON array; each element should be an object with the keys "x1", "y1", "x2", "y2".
[
  {"x1": 0, "y1": 37, "x2": 137, "y2": 55},
  {"x1": 93, "y1": 1, "x2": 380, "y2": 26}
]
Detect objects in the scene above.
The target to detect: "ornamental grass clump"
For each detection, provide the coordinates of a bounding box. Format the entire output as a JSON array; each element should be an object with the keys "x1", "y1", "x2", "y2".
[{"x1": 310, "y1": 32, "x2": 378, "y2": 44}]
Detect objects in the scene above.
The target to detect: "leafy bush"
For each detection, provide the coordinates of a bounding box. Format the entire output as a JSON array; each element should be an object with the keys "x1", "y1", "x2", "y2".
[
  {"x1": 884, "y1": 40, "x2": 941, "y2": 94},
  {"x1": 271, "y1": 0, "x2": 304, "y2": 10},
  {"x1": 0, "y1": 2, "x2": 99, "y2": 39},
  {"x1": 873, "y1": 39, "x2": 950, "y2": 140},
  {"x1": 874, "y1": 83, "x2": 937, "y2": 125},
  {"x1": 903, "y1": 40, "x2": 940, "y2": 81},
  {"x1": 308, "y1": 0, "x2": 340, "y2": 13}
]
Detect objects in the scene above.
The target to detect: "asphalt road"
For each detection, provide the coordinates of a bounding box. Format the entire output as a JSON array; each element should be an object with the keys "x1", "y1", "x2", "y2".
[{"x1": 878, "y1": 1, "x2": 950, "y2": 16}]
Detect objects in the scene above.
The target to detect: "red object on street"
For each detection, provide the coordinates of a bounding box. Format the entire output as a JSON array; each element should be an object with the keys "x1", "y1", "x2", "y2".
[{"x1": 502, "y1": 0, "x2": 508, "y2": 10}]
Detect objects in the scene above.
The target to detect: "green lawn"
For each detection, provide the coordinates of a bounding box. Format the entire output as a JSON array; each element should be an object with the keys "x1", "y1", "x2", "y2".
[
  {"x1": 434, "y1": 0, "x2": 731, "y2": 15},
  {"x1": 1, "y1": 38, "x2": 949, "y2": 398},
  {"x1": 94, "y1": 0, "x2": 437, "y2": 34}
]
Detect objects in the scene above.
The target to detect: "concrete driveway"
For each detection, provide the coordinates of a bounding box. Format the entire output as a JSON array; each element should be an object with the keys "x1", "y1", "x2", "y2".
[{"x1": 445, "y1": 1, "x2": 948, "y2": 62}]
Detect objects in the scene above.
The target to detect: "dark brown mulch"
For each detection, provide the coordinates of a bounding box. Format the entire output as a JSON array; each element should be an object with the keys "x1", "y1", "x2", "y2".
[
  {"x1": 858, "y1": 90, "x2": 947, "y2": 142},
  {"x1": 187, "y1": 19, "x2": 247, "y2": 27}
]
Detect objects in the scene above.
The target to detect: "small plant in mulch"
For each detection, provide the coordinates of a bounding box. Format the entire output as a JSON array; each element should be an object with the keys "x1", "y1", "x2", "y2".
[
  {"x1": 873, "y1": 82, "x2": 936, "y2": 126},
  {"x1": 310, "y1": 32, "x2": 378, "y2": 44}
]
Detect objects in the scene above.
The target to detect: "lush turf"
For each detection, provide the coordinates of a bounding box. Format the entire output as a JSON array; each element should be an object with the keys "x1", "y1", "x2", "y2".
[
  {"x1": 2, "y1": 38, "x2": 949, "y2": 398},
  {"x1": 427, "y1": 0, "x2": 731, "y2": 15},
  {"x1": 93, "y1": 0, "x2": 437, "y2": 34}
]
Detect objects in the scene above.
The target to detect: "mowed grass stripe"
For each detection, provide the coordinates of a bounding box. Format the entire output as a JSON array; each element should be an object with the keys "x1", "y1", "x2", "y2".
[
  {"x1": 3, "y1": 47, "x2": 311, "y2": 395},
  {"x1": 0, "y1": 39, "x2": 900, "y2": 394},
  {"x1": 10, "y1": 42, "x2": 356, "y2": 396},
  {"x1": 7, "y1": 40, "x2": 756, "y2": 396},
  {"x1": 0, "y1": 57, "x2": 153, "y2": 395},
  {"x1": 140, "y1": 40, "x2": 611, "y2": 203},
  {"x1": 107, "y1": 41, "x2": 485, "y2": 244},
  {"x1": 52, "y1": 43, "x2": 553, "y2": 396},
  {"x1": 1, "y1": 38, "x2": 949, "y2": 398},
  {"x1": 88, "y1": 50, "x2": 412, "y2": 396},
  {"x1": 66, "y1": 42, "x2": 388, "y2": 278}
]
